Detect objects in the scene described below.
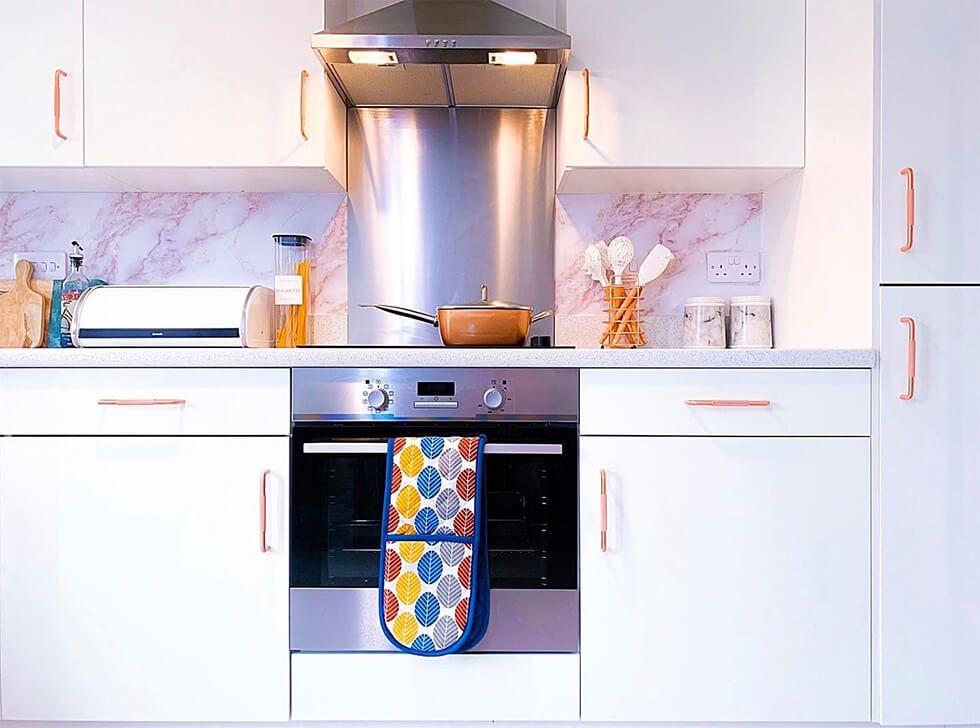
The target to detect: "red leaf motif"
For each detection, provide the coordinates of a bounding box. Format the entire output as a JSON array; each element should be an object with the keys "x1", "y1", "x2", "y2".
[
  {"x1": 454, "y1": 508, "x2": 474, "y2": 537},
  {"x1": 459, "y1": 437, "x2": 479, "y2": 462},
  {"x1": 390, "y1": 464, "x2": 403, "y2": 493},
  {"x1": 383, "y1": 589, "x2": 399, "y2": 622},
  {"x1": 384, "y1": 548, "x2": 402, "y2": 582},
  {"x1": 393, "y1": 437, "x2": 406, "y2": 455},
  {"x1": 387, "y1": 505, "x2": 399, "y2": 533},
  {"x1": 458, "y1": 555, "x2": 472, "y2": 590},
  {"x1": 456, "y1": 469, "x2": 476, "y2": 501},
  {"x1": 455, "y1": 597, "x2": 469, "y2": 630}
]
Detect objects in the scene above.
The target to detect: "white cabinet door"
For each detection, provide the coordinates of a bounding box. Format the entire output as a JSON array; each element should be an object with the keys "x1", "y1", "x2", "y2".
[
  {"x1": 0, "y1": 0, "x2": 82, "y2": 166},
  {"x1": 0, "y1": 437, "x2": 289, "y2": 722},
  {"x1": 880, "y1": 0, "x2": 980, "y2": 283},
  {"x1": 580, "y1": 436, "x2": 870, "y2": 722},
  {"x1": 84, "y1": 0, "x2": 331, "y2": 169},
  {"x1": 880, "y1": 287, "x2": 980, "y2": 724},
  {"x1": 558, "y1": 0, "x2": 804, "y2": 188}
]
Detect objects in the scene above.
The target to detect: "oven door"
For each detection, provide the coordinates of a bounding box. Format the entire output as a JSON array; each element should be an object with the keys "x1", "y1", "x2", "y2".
[{"x1": 290, "y1": 421, "x2": 578, "y2": 652}]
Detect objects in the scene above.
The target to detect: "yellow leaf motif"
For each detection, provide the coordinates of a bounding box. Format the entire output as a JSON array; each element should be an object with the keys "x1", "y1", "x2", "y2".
[
  {"x1": 391, "y1": 612, "x2": 419, "y2": 646},
  {"x1": 399, "y1": 445, "x2": 424, "y2": 478},
  {"x1": 395, "y1": 572, "x2": 421, "y2": 605},
  {"x1": 396, "y1": 485, "x2": 421, "y2": 519},
  {"x1": 399, "y1": 539, "x2": 424, "y2": 563},
  {"x1": 395, "y1": 523, "x2": 416, "y2": 535}
]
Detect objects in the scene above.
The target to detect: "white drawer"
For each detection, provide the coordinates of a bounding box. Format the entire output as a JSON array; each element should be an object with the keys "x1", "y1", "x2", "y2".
[
  {"x1": 581, "y1": 369, "x2": 870, "y2": 436},
  {"x1": 0, "y1": 368, "x2": 289, "y2": 435},
  {"x1": 291, "y1": 652, "x2": 579, "y2": 722}
]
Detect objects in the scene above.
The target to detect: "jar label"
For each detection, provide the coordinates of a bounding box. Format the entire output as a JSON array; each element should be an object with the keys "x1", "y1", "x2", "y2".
[{"x1": 274, "y1": 275, "x2": 303, "y2": 305}]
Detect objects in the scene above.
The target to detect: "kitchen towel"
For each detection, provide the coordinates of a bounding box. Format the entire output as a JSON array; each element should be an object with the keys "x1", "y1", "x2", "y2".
[{"x1": 379, "y1": 435, "x2": 490, "y2": 656}]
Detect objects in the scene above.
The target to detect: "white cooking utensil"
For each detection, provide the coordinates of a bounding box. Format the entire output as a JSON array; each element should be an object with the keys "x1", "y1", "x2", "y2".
[
  {"x1": 608, "y1": 236, "x2": 634, "y2": 285},
  {"x1": 595, "y1": 240, "x2": 611, "y2": 273},
  {"x1": 637, "y1": 244, "x2": 675, "y2": 285},
  {"x1": 582, "y1": 245, "x2": 609, "y2": 286}
]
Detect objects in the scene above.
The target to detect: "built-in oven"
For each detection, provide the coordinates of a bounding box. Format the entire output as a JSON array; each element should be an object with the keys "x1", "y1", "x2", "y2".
[{"x1": 290, "y1": 367, "x2": 578, "y2": 653}]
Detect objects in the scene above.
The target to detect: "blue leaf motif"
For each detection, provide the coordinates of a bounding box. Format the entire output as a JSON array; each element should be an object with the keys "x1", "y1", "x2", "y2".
[
  {"x1": 439, "y1": 540, "x2": 466, "y2": 567},
  {"x1": 436, "y1": 574, "x2": 462, "y2": 608},
  {"x1": 435, "y1": 488, "x2": 460, "y2": 521},
  {"x1": 432, "y1": 615, "x2": 460, "y2": 650},
  {"x1": 417, "y1": 466, "x2": 442, "y2": 499},
  {"x1": 420, "y1": 436, "x2": 445, "y2": 459},
  {"x1": 417, "y1": 550, "x2": 444, "y2": 584},
  {"x1": 411, "y1": 634, "x2": 435, "y2": 652},
  {"x1": 414, "y1": 592, "x2": 441, "y2": 627},
  {"x1": 414, "y1": 507, "x2": 439, "y2": 535},
  {"x1": 435, "y1": 525, "x2": 454, "y2": 536},
  {"x1": 438, "y1": 449, "x2": 462, "y2": 481}
]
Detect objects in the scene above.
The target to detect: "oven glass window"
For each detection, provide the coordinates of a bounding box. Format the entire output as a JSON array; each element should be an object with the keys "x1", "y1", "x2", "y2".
[{"x1": 291, "y1": 423, "x2": 577, "y2": 589}]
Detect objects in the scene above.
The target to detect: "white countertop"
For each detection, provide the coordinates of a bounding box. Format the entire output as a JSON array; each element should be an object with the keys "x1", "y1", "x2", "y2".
[{"x1": 0, "y1": 347, "x2": 876, "y2": 369}]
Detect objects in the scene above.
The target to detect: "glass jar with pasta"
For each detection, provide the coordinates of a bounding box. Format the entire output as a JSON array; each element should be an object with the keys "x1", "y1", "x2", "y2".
[{"x1": 273, "y1": 234, "x2": 312, "y2": 347}]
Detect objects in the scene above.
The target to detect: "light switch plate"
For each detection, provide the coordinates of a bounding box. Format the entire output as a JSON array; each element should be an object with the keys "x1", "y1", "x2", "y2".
[
  {"x1": 13, "y1": 252, "x2": 68, "y2": 281},
  {"x1": 706, "y1": 250, "x2": 761, "y2": 283}
]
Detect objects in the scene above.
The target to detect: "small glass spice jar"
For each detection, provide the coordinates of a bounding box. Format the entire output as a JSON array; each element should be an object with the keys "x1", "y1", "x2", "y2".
[
  {"x1": 683, "y1": 297, "x2": 727, "y2": 349},
  {"x1": 729, "y1": 295, "x2": 773, "y2": 349}
]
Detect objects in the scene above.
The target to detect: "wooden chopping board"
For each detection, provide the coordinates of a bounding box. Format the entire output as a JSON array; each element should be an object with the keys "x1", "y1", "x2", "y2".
[{"x1": 0, "y1": 260, "x2": 48, "y2": 348}]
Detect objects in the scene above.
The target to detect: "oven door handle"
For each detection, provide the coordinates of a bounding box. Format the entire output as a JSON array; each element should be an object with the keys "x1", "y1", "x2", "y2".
[{"x1": 302, "y1": 442, "x2": 563, "y2": 456}]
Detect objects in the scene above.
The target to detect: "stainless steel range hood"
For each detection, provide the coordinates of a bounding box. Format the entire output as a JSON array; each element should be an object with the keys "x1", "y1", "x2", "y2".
[{"x1": 312, "y1": 0, "x2": 570, "y2": 108}]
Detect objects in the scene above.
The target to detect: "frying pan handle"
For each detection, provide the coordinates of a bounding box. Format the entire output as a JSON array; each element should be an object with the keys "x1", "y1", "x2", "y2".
[
  {"x1": 531, "y1": 309, "x2": 554, "y2": 324},
  {"x1": 359, "y1": 303, "x2": 439, "y2": 327}
]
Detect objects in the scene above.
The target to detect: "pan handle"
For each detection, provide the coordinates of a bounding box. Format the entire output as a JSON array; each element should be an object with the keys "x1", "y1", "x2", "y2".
[
  {"x1": 359, "y1": 303, "x2": 439, "y2": 327},
  {"x1": 531, "y1": 309, "x2": 554, "y2": 323}
]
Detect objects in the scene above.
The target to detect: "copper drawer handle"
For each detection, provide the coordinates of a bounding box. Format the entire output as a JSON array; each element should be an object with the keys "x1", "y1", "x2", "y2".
[
  {"x1": 599, "y1": 468, "x2": 607, "y2": 553},
  {"x1": 582, "y1": 68, "x2": 590, "y2": 140},
  {"x1": 54, "y1": 69, "x2": 67, "y2": 141},
  {"x1": 900, "y1": 316, "x2": 916, "y2": 401},
  {"x1": 97, "y1": 398, "x2": 186, "y2": 406},
  {"x1": 684, "y1": 399, "x2": 771, "y2": 407},
  {"x1": 299, "y1": 70, "x2": 309, "y2": 141},
  {"x1": 900, "y1": 167, "x2": 914, "y2": 252},
  {"x1": 260, "y1": 469, "x2": 271, "y2": 553}
]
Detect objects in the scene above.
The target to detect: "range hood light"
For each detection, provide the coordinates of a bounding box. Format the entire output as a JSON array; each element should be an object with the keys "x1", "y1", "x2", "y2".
[
  {"x1": 488, "y1": 51, "x2": 538, "y2": 66},
  {"x1": 348, "y1": 50, "x2": 399, "y2": 65}
]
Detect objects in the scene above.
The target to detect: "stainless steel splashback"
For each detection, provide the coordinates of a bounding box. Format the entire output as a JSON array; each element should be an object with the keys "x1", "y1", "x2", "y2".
[{"x1": 347, "y1": 107, "x2": 555, "y2": 346}]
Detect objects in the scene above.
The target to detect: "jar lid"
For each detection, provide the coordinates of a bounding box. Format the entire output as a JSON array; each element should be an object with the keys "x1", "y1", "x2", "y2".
[
  {"x1": 684, "y1": 296, "x2": 726, "y2": 306},
  {"x1": 273, "y1": 234, "x2": 312, "y2": 247},
  {"x1": 729, "y1": 295, "x2": 772, "y2": 305}
]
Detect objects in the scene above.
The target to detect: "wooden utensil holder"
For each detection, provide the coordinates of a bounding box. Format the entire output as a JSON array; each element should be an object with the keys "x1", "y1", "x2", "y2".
[{"x1": 601, "y1": 284, "x2": 645, "y2": 349}]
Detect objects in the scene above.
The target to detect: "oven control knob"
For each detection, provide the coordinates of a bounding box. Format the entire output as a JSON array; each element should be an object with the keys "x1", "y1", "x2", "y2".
[
  {"x1": 483, "y1": 387, "x2": 505, "y2": 410},
  {"x1": 367, "y1": 388, "x2": 390, "y2": 411}
]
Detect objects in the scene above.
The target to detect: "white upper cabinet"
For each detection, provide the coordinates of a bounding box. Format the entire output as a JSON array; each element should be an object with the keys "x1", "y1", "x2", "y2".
[
  {"x1": 558, "y1": 0, "x2": 805, "y2": 193},
  {"x1": 880, "y1": 286, "x2": 980, "y2": 725},
  {"x1": 0, "y1": 0, "x2": 83, "y2": 166},
  {"x1": 83, "y1": 0, "x2": 345, "y2": 190},
  {"x1": 880, "y1": 0, "x2": 980, "y2": 283}
]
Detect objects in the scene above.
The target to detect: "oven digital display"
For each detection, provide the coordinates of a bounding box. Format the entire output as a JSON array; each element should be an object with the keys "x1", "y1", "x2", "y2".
[{"x1": 417, "y1": 381, "x2": 455, "y2": 397}]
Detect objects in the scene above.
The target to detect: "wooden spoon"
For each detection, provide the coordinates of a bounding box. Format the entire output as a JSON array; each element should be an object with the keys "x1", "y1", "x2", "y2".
[{"x1": 0, "y1": 260, "x2": 45, "y2": 348}]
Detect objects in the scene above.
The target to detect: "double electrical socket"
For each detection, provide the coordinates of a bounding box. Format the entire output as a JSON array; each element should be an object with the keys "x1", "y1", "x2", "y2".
[
  {"x1": 706, "y1": 250, "x2": 761, "y2": 284},
  {"x1": 12, "y1": 252, "x2": 68, "y2": 281}
]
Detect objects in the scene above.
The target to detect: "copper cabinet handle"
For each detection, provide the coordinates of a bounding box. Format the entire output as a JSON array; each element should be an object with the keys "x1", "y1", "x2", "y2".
[
  {"x1": 900, "y1": 316, "x2": 916, "y2": 401},
  {"x1": 260, "y1": 469, "x2": 271, "y2": 553},
  {"x1": 299, "y1": 70, "x2": 309, "y2": 141},
  {"x1": 684, "y1": 399, "x2": 771, "y2": 407},
  {"x1": 54, "y1": 69, "x2": 67, "y2": 140},
  {"x1": 900, "y1": 167, "x2": 915, "y2": 252},
  {"x1": 97, "y1": 398, "x2": 186, "y2": 406},
  {"x1": 599, "y1": 468, "x2": 607, "y2": 553},
  {"x1": 582, "y1": 68, "x2": 590, "y2": 140}
]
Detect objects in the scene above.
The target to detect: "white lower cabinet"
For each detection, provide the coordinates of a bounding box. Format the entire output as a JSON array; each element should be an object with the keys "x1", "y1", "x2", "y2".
[
  {"x1": 580, "y1": 435, "x2": 871, "y2": 722},
  {"x1": 0, "y1": 436, "x2": 289, "y2": 722}
]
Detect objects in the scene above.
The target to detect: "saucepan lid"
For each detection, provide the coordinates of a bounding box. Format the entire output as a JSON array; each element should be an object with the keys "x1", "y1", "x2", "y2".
[{"x1": 439, "y1": 284, "x2": 533, "y2": 311}]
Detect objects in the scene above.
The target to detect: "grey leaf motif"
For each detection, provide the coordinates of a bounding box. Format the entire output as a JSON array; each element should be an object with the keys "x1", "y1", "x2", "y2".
[
  {"x1": 439, "y1": 540, "x2": 466, "y2": 567},
  {"x1": 435, "y1": 525, "x2": 454, "y2": 536},
  {"x1": 438, "y1": 448, "x2": 462, "y2": 481},
  {"x1": 432, "y1": 615, "x2": 460, "y2": 650},
  {"x1": 436, "y1": 574, "x2": 462, "y2": 608},
  {"x1": 435, "y1": 488, "x2": 460, "y2": 521}
]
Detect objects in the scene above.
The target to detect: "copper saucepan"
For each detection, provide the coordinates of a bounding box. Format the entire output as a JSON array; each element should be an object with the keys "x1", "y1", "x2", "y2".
[{"x1": 361, "y1": 284, "x2": 553, "y2": 346}]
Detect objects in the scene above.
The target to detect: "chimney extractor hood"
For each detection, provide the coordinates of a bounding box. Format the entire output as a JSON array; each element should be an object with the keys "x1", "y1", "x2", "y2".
[{"x1": 312, "y1": 0, "x2": 571, "y2": 108}]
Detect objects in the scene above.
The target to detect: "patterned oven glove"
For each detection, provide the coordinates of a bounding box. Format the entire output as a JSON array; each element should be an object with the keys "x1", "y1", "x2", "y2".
[{"x1": 379, "y1": 435, "x2": 490, "y2": 656}]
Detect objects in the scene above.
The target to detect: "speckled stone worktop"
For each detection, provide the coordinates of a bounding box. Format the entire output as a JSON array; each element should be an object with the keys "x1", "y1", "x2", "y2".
[{"x1": 0, "y1": 348, "x2": 876, "y2": 369}]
